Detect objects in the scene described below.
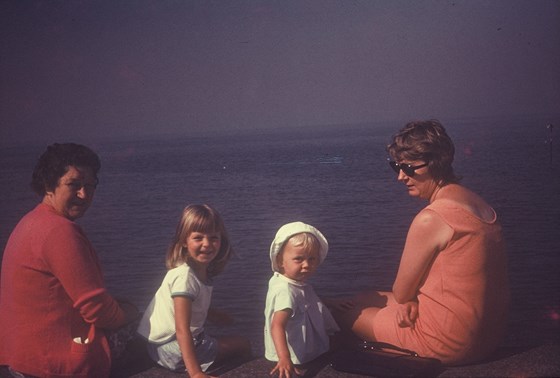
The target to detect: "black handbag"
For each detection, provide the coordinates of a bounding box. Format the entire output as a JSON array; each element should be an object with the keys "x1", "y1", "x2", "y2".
[{"x1": 330, "y1": 341, "x2": 442, "y2": 377}]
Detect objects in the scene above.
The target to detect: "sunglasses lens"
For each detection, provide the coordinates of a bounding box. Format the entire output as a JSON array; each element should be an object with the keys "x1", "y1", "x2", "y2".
[
  {"x1": 389, "y1": 161, "x2": 400, "y2": 173},
  {"x1": 388, "y1": 161, "x2": 421, "y2": 176},
  {"x1": 402, "y1": 166, "x2": 415, "y2": 176}
]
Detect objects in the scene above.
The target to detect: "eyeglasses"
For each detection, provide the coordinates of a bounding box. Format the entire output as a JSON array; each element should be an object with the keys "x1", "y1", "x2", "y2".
[
  {"x1": 63, "y1": 179, "x2": 98, "y2": 191},
  {"x1": 388, "y1": 160, "x2": 428, "y2": 177}
]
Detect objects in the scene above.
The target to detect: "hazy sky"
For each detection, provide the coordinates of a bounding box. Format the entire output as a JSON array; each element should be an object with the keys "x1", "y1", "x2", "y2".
[{"x1": 1, "y1": 0, "x2": 559, "y2": 145}]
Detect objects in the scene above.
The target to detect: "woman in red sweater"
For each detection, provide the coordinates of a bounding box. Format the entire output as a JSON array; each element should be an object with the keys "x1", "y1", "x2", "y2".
[{"x1": 0, "y1": 143, "x2": 138, "y2": 377}]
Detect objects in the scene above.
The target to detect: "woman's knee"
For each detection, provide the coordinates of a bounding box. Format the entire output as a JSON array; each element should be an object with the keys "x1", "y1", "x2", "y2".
[{"x1": 351, "y1": 306, "x2": 382, "y2": 341}]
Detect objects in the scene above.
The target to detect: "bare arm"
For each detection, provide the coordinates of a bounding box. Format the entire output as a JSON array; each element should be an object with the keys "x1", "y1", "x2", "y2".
[
  {"x1": 174, "y1": 296, "x2": 214, "y2": 378},
  {"x1": 393, "y1": 209, "x2": 453, "y2": 303},
  {"x1": 270, "y1": 309, "x2": 302, "y2": 378}
]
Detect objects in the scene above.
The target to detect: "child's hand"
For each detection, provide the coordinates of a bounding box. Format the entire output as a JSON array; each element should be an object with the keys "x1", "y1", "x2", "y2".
[{"x1": 270, "y1": 358, "x2": 303, "y2": 378}]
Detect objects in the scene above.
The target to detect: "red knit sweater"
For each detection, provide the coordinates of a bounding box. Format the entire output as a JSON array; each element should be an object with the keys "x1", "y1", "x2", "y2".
[{"x1": 0, "y1": 204, "x2": 127, "y2": 377}]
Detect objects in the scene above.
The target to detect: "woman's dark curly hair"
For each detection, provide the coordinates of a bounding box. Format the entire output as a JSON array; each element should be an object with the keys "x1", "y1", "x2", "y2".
[
  {"x1": 387, "y1": 120, "x2": 460, "y2": 185},
  {"x1": 31, "y1": 143, "x2": 101, "y2": 196}
]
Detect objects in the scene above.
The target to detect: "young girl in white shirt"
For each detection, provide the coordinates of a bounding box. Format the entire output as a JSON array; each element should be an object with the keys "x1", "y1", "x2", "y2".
[
  {"x1": 264, "y1": 222, "x2": 340, "y2": 378},
  {"x1": 138, "y1": 204, "x2": 251, "y2": 377}
]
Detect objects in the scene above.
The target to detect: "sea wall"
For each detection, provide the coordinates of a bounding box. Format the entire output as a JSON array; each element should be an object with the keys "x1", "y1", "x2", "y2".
[{"x1": 111, "y1": 337, "x2": 560, "y2": 378}]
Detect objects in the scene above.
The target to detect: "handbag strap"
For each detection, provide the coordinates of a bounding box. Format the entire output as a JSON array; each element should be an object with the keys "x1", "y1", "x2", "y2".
[{"x1": 361, "y1": 341, "x2": 419, "y2": 357}]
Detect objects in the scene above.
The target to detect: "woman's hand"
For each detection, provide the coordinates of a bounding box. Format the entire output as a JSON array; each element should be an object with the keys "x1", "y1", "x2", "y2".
[
  {"x1": 270, "y1": 358, "x2": 303, "y2": 378},
  {"x1": 396, "y1": 301, "x2": 418, "y2": 329}
]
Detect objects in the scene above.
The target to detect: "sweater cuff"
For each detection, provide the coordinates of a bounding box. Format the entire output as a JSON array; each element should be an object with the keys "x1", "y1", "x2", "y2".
[{"x1": 73, "y1": 288, "x2": 126, "y2": 329}]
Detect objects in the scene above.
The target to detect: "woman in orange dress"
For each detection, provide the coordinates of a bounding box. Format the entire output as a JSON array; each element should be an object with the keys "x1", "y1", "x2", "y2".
[{"x1": 333, "y1": 120, "x2": 510, "y2": 365}]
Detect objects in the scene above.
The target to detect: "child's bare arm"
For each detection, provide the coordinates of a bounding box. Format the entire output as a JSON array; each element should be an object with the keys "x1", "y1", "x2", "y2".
[
  {"x1": 270, "y1": 309, "x2": 303, "y2": 378},
  {"x1": 174, "y1": 296, "x2": 215, "y2": 378}
]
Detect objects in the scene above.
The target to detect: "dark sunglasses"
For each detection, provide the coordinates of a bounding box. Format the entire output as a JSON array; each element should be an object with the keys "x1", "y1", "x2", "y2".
[{"x1": 388, "y1": 160, "x2": 428, "y2": 177}]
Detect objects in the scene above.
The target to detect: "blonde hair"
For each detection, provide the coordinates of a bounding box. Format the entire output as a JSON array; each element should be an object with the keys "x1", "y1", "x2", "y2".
[
  {"x1": 166, "y1": 204, "x2": 232, "y2": 278},
  {"x1": 277, "y1": 232, "x2": 321, "y2": 265}
]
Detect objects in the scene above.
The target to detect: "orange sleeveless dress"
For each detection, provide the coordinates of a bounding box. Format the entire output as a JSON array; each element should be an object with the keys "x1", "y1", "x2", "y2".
[{"x1": 373, "y1": 199, "x2": 510, "y2": 365}]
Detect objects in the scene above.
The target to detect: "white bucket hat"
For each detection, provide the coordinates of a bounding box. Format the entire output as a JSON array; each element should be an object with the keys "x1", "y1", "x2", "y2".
[{"x1": 269, "y1": 221, "x2": 329, "y2": 272}]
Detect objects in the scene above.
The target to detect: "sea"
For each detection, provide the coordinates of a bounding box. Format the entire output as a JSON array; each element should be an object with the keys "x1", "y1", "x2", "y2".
[{"x1": 1, "y1": 115, "x2": 559, "y2": 355}]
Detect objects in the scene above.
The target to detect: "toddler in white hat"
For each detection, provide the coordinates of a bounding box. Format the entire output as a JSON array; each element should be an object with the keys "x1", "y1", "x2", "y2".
[{"x1": 264, "y1": 222, "x2": 340, "y2": 377}]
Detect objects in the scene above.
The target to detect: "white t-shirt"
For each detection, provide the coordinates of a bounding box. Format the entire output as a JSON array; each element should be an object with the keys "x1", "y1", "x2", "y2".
[
  {"x1": 264, "y1": 272, "x2": 340, "y2": 364},
  {"x1": 138, "y1": 263, "x2": 213, "y2": 344}
]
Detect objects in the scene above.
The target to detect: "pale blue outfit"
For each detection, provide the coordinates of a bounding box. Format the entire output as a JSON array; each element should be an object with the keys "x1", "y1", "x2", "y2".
[
  {"x1": 264, "y1": 272, "x2": 340, "y2": 364},
  {"x1": 137, "y1": 263, "x2": 217, "y2": 372}
]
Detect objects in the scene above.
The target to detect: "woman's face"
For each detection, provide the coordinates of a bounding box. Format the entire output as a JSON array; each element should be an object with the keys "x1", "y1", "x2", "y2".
[
  {"x1": 394, "y1": 160, "x2": 439, "y2": 200},
  {"x1": 43, "y1": 165, "x2": 97, "y2": 220}
]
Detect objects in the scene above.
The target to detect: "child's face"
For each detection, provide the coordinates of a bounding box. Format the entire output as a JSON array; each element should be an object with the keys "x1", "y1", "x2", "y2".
[
  {"x1": 278, "y1": 239, "x2": 320, "y2": 282},
  {"x1": 184, "y1": 231, "x2": 221, "y2": 268}
]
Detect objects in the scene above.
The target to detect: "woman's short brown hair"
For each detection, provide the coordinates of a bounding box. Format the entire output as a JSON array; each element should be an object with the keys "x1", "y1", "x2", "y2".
[{"x1": 387, "y1": 119, "x2": 460, "y2": 185}]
